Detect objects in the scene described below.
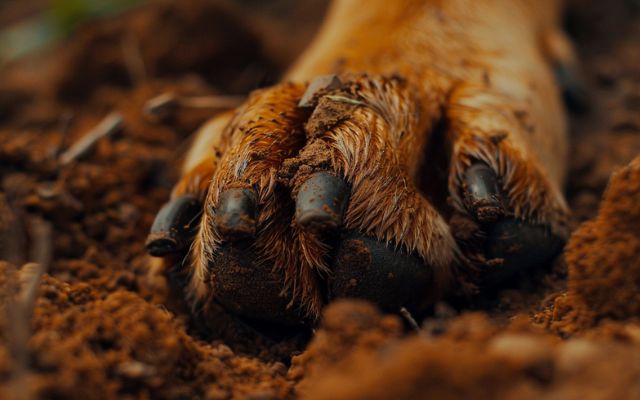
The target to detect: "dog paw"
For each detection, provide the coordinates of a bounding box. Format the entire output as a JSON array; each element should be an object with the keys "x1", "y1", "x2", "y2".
[{"x1": 147, "y1": 72, "x2": 570, "y2": 324}]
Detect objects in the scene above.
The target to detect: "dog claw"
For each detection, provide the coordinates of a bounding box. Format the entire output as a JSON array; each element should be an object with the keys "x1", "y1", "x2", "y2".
[
  {"x1": 146, "y1": 195, "x2": 201, "y2": 257},
  {"x1": 483, "y1": 218, "x2": 565, "y2": 286},
  {"x1": 554, "y1": 63, "x2": 589, "y2": 113},
  {"x1": 215, "y1": 188, "x2": 258, "y2": 240},
  {"x1": 328, "y1": 232, "x2": 433, "y2": 313},
  {"x1": 463, "y1": 162, "x2": 504, "y2": 222},
  {"x1": 295, "y1": 172, "x2": 350, "y2": 232}
]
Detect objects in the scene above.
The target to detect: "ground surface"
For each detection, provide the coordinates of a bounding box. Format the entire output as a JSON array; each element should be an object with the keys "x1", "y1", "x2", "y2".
[{"x1": 0, "y1": 0, "x2": 639, "y2": 399}]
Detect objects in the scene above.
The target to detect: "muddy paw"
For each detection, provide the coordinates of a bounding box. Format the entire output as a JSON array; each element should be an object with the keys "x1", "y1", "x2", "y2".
[
  {"x1": 147, "y1": 70, "x2": 570, "y2": 324},
  {"x1": 146, "y1": 76, "x2": 459, "y2": 324}
]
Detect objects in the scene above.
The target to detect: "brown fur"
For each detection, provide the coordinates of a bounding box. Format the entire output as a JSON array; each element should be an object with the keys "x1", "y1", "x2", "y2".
[{"x1": 170, "y1": 0, "x2": 572, "y2": 319}]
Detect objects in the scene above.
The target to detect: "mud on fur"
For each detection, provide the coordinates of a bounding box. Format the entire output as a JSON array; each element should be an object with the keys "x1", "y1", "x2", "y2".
[{"x1": 147, "y1": 0, "x2": 578, "y2": 325}]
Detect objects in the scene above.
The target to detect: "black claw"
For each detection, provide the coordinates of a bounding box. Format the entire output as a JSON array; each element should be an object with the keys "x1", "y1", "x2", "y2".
[
  {"x1": 482, "y1": 218, "x2": 565, "y2": 287},
  {"x1": 146, "y1": 195, "x2": 201, "y2": 257},
  {"x1": 463, "y1": 163, "x2": 504, "y2": 222},
  {"x1": 215, "y1": 188, "x2": 258, "y2": 240},
  {"x1": 296, "y1": 172, "x2": 350, "y2": 231},
  {"x1": 554, "y1": 63, "x2": 589, "y2": 113},
  {"x1": 328, "y1": 232, "x2": 433, "y2": 313}
]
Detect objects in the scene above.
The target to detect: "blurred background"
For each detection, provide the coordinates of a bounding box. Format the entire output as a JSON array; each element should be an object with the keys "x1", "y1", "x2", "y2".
[
  {"x1": 1, "y1": 0, "x2": 146, "y2": 63},
  {"x1": 0, "y1": 0, "x2": 331, "y2": 63},
  {"x1": 0, "y1": 0, "x2": 328, "y2": 126}
]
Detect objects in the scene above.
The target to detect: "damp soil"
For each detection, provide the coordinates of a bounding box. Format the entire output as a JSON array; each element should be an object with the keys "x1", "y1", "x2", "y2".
[{"x1": 1, "y1": 0, "x2": 640, "y2": 399}]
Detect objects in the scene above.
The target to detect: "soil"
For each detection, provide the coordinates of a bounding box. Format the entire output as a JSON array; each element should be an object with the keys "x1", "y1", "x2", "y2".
[{"x1": 0, "y1": 0, "x2": 639, "y2": 399}]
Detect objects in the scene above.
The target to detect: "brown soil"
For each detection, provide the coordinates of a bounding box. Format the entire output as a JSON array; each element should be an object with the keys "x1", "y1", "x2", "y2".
[{"x1": 1, "y1": 0, "x2": 640, "y2": 399}]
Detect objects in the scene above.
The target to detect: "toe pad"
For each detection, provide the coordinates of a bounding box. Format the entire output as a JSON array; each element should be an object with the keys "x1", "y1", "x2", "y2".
[{"x1": 329, "y1": 232, "x2": 433, "y2": 313}]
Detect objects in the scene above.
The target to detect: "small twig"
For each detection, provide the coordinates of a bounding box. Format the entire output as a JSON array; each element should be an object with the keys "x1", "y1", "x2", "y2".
[
  {"x1": 50, "y1": 110, "x2": 74, "y2": 159},
  {"x1": 143, "y1": 93, "x2": 245, "y2": 119},
  {"x1": 143, "y1": 93, "x2": 179, "y2": 118},
  {"x1": 24, "y1": 218, "x2": 52, "y2": 303},
  {"x1": 399, "y1": 307, "x2": 421, "y2": 333},
  {"x1": 121, "y1": 33, "x2": 146, "y2": 85},
  {"x1": 0, "y1": 193, "x2": 27, "y2": 266},
  {"x1": 179, "y1": 95, "x2": 245, "y2": 109},
  {"x1": 324, "y1": 95, "x2": 365, "y2": 106},
  {"x1": 6, "y1": 217, "x2": 52, "y2": 400},
  {"x1": 58, "y1": 112, "x2": 123, "y2": 165}
]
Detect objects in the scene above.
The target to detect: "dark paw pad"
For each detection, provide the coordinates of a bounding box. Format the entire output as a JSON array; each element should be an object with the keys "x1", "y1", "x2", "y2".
[
  {"x1": 328, "y1": 232, "x2": 433, "y2": 313},
  {"x1": 483, "y1": 219, "x2": 565, "y2": 286},
  {"x1": 211, "y1": 241, "x2": 305, "y2": 325}
]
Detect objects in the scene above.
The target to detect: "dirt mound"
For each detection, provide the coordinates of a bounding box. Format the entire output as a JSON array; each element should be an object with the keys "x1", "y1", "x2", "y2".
[
  {"x1": 1, "y1": 261, "x2": 293, "y2": 399},
  {"x1": 0, "y1": 0, "x2": 639, "y2": 398},
  {"x1": 568, "y1": 156, "x2": 640, "y2": 320},
  {"x1": 298, "y1": 301, "x2": 640, "y2": 400},
  {"x1": 535, "y1": 156, "x2": 640, "y2": 336}
]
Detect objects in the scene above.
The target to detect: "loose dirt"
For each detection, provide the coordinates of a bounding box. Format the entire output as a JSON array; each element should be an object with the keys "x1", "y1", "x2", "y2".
[{"x1": 1, "y1": 0, "x2": 639, "y2": 399}]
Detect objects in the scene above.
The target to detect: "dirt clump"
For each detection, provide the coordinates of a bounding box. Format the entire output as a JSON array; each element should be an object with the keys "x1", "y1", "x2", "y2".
[
  {"x1": 1, "y1": 264, "x2": 293, "y2": 399},
  {"x1": 541, "y1": 156, "x2": 640, "y2": 334},
  {"x1": 568, "y1": 155, "x2": 640, "y2": 319},
  {"x1": 298, "y1": 301, "x2": 640, "y2": 400}
]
